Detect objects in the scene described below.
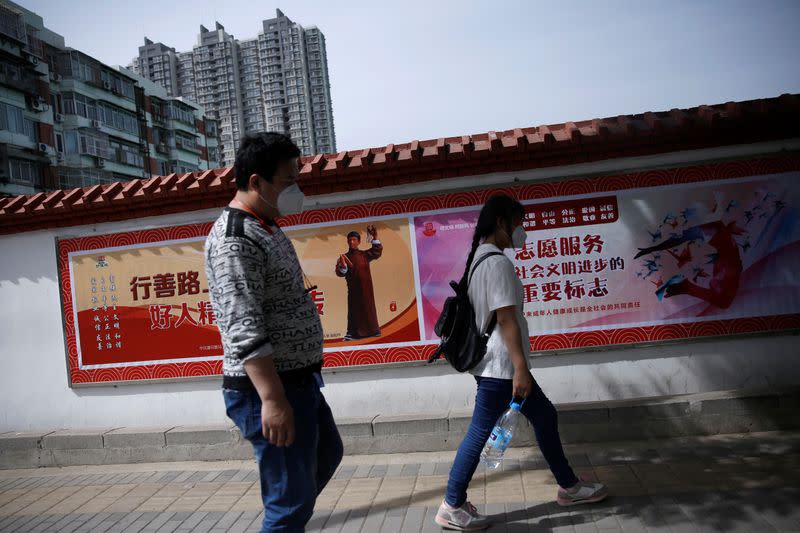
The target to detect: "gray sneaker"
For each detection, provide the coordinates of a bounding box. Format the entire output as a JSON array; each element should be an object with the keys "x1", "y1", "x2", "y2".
[
  {"x1": 434, "y1": 500, "x2": 491, "y2": 531},
  {"x1": 557, "y1": 479, "x2": 609, "y2": 506}
]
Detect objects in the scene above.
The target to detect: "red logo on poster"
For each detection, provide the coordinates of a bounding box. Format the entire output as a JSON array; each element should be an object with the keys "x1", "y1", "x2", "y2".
[
  {"x1": 390, "y1": 301, "x2": 397, "y2": 312},
  {"x1": 423, "y1": 222, "x2": 437, "y2": 237}
]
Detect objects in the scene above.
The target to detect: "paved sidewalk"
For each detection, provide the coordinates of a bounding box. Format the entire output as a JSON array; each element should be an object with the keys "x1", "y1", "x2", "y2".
[{"x1": 0, "y1": 431, "x2": 798, "y2": 532}]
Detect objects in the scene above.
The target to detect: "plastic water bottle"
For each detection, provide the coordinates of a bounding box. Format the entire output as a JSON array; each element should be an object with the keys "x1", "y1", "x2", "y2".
[{"x1": 480, "y1": 400, "x2": 523, "y2": 469}]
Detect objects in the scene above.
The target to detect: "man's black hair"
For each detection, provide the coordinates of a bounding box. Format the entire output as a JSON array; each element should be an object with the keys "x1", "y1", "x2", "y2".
[
  {"x1": 347, "y1": 231, "x2": 361, "y2": 241},
  {"x1": 234, "y1": 132, "x2": 301, "y2": 191}
]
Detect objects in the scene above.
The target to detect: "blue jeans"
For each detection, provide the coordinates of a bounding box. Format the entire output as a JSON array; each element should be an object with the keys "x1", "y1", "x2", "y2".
[
  {"x1": 445, "y1": 376, "x2": 579, "y2": 508},
  {"x1": 223, "y1": 377, "x2": 343, "y2": 532}
]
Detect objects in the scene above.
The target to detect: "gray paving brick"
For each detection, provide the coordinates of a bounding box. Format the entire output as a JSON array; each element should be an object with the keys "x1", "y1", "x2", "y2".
[
  {"x1": 191, "y1": 511, "x2": 225, "y2": 533},
  {"x1": 0, "y1": 515, "x2": 30, "y2": 532},
  {"x1": 60, "y1": 513, "x2": 96, "y2": 533},
  {"x1": 10, "y1": 514, "x2": 52, "y2": 532},
  {"x1": 339, "y1": 507, "x2": 368, "y2": 533},
  {"x1": 320, "y1": 509, "x2": 347, "y2": 533},
  {"x1": 485, "y1": 503, "x2": 508, "y2": 532},
  {"x1": 433, "y1": 461, "x2": 451, "y2": 476},
  {"x1": 4, "y1": 477, "x2": 28, "y2": 489},
  {"x1": 368, "y1": 464, "x2": 388, "y2": 478},
  {"x1": 171, "y1": 471, "x2": 194, "y2": 483},
  {"x1": 351, "y1": 464, "x2": 372, "y2": 479},
  {"x1": 504, "y1": 501, "x2": 528, "y2": 528},
  {"x1": 120, "y1": 511, "x2": 160, "y2": 533},
  {"x1": 385, "y1": 463, "x2": 405, "y2": 477},
  {"x1": 141, "y1": 512, "x2": 176, "y2": 532},
  {"x1": 213, "y1": 469, "x2": 240, "y2": 483},
  {"x1": 174, "y1": 511, "x2": 208, "y2": 531},
  {"x1": 225, "y1": 511, "x2": 259, "y2": 533},
  {"x1": 418, "y1": 462, "x2": 436, "y2": 476},
  {"x1": 380, "y1": 506, "x2": 406, "y2": 533},
  {"x1": 49, "y1": 512, "x2": 83, "y2": 532},
  {"x1": 209, "y1": 510, "x2": 242, "y2": 531},
  {"x1": 200, "y1": 470, "x2": 223, "y2": 483},
  {"x1": 400, "y1": 505, "x2": 426, "y2": 532},
  {"x1": 421, "y1": 506, "x2": 443, "y2": 533},
  {"x1": 229, "y1": 469, "x2": 251, "y2": 482},
  {"x1": 106, "y1": 511, "x2": 144, "y2": 532},
  {"x1": 245, "y1": 511, "x2": 264, "y2": 532},
  {"x1": 29, "y1": 514, "x2": 64, "y2": 532},
  {"x1": 155, "y1": 518, "x2": 184, "y2": 533},
  {"x1": 400, "y1": 463, "x2": 421, "y2": 477},
  {"x1": 73, "y1": 511, "x2": 113, "y2": 532},
  {"x1": 333, "y1": 465, "x2": 356, "y2": 480},
  {"x1": 359, "y1": 506, "x2": 387, "y2": 533}
]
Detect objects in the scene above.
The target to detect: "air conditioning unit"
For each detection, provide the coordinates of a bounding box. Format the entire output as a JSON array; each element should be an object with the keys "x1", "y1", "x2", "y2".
[
  {"x1": 54, "y1": 113, "x2": 64, "y2": 122},
  {"x1": 22, "y1": 51, "x2": 38, "y2": 66},
  {"x1": 49, "y1": 72, "x2": 62, "y2": 82},
  {"x1": 91, "y1": 119, "x2": 102, "y2": 128},
  {"x1": 30, "y1": 100, "x2": 44, "y2": 112},
  {"x1": 102, "y1": 80, "x2": 112, "y2": 90},
  {"x1": 96, "y1": 157, "x2": 105, "y2": 168},
  {"x1": 56, "y1": 152, "x2": 64, "y2": 162},
  {"x1": 38, "y1": 143, "x2": 55, "y2": 155}
]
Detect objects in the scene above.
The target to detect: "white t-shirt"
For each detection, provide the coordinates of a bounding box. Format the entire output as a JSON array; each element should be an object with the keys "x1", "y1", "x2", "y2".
[{"x1": 467, "y1": 243, "x2": 531, "y2": 380}]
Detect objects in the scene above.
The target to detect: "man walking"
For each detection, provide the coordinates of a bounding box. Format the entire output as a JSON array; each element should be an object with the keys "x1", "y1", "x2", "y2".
[{"x1": 205, "y1": 132, "x2": 343, "y2": 532}]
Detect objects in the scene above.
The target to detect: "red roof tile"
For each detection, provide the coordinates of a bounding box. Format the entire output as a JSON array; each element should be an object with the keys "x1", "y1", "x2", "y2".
[{"x1": 1, "y1": 94, "x2": 799, "y2": 235}]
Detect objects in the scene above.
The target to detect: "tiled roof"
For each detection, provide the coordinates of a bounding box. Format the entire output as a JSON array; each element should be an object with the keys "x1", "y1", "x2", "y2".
[{"x1": 1, "y1": 94, "x2": 798, "y2": 235}]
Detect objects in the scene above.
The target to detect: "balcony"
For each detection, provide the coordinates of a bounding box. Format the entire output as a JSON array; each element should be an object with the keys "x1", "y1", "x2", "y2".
[{"x1": 0, "y1": 65, "x2": 38, "y2": 95}]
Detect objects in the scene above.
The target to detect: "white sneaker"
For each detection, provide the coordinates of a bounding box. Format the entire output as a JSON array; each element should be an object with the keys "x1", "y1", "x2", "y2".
[
  {"x1": 557, "y1": 479, "x2": 609, "y2": 506},
  {"x1": 434, "y1": 499, "x2": 491, "y2": 531}
]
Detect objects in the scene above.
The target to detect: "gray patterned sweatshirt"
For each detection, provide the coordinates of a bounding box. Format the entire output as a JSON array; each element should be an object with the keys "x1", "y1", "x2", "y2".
[{"x1": 204, "y1": 207, "x2": 323, "y2": 390}]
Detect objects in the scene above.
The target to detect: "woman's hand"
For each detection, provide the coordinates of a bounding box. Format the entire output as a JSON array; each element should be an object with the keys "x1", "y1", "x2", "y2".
[{"x1": 513, "y1": 367, "x2": 534, "y2": 399}]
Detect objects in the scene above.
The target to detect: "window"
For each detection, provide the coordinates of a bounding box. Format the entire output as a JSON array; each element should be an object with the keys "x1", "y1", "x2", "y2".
[
  {"x1": 96, "y1": 103, "x2": 138, "y2": 134},
  {"x1": 9, "y1": 158, "x2": 40, "y2": 184},
  {"x1": 110, "y1": 140, "x2": 144, "y2": 167},
  {"x1": 62, "y1": 92, "x2": 99, "y2": 120},
  {"x1": 158, "y1": 160, "x2": 170, "y2": 175},
  {"x1": 168, "y1": 103, "x2": 195, "y2": 124},
  {"x1": 0, "y1": 102, "x2": 37, "y2": 142},
  {"x1": 65, "y1": 131, "x2": 79, "y2": 154},
  {"x1": 77, "y1": 132, "x2": 110, "y2": 159},
  {"x1": 175, "y1": 132, "x2": 199, "y2": 152},
  {"x1": 55, "y1": 132, "x2": 64, "y2": 153}
]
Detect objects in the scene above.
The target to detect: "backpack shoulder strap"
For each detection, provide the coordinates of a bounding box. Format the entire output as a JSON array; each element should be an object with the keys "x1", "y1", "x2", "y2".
[
  {"x1": 468, "y1": 251, "x2": 505, "y2": 338},
  {"x1": 468, "y1": 252, "x2": 504, "y2": 287}
]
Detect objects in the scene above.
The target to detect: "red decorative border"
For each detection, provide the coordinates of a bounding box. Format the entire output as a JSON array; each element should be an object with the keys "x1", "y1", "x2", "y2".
[{"x1": 58, "y1": 156, "x2": 800, "y2": 384}]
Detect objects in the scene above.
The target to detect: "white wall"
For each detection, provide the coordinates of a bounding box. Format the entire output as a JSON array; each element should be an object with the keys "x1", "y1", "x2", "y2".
[{"x1": 2, "y1": 142, "x2": 800, "y2": 431}]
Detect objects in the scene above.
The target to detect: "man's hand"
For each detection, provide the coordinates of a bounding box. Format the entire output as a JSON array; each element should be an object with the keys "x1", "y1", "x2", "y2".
[
  {"x1": 367, "y1": 225, "x2": 378, "y2": 239},
  {"x1": 243, "y1": 356, "x2": 294, "y2": 447},
  {"x1": 512, "y1": 367, "x2": 534, "y2": 399},
  {"x1": 261, "y1": 396, "x2": 295, "y2": 447}
]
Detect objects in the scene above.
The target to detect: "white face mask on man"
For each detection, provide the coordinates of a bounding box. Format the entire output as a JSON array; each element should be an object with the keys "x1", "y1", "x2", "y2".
[{"x1": 257, "y1": 181, "x2": 306, "y2": 216}]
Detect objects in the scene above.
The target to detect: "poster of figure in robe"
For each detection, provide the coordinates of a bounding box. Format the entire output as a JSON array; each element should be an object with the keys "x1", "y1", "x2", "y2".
[{"x1": 285, "y1": 217, "x2": 422, "y2": 348}]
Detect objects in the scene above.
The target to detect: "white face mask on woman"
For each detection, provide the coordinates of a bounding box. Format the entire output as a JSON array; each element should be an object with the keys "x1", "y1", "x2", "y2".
[{"x1": 511, "y1": 225, "x2": 528, "y2": 249}]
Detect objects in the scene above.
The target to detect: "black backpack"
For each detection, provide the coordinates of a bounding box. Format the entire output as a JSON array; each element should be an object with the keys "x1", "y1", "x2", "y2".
[{"x1": 428, "y1": 252, "x2": 503, "y2": 372}]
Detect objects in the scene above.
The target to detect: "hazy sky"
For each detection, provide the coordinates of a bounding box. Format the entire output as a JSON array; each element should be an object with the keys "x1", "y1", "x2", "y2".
[{"x1": 21, "y1": 0, "x2": 800, "y2": 152}]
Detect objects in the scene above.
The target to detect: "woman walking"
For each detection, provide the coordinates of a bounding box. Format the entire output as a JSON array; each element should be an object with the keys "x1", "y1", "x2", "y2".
[{"x1": 435, "y1": 195, "x2": 608, "y2": 531}]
